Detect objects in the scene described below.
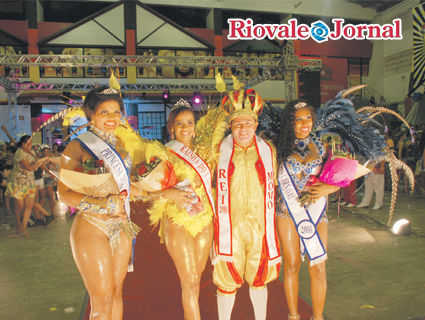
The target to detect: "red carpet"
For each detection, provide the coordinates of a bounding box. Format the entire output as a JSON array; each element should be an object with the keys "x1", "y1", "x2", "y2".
[{"x1": 84, "y1": 202, "x2": 314, "y2": 319}]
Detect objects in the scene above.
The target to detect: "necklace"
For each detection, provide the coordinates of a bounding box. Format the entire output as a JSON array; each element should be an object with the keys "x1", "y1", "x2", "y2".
[
  {"x1": 91, "y1": 126, "x2": 116, "y2": 148},
  {"x1": 293, "y1": 136, "x2": 311, "y2": 159}
]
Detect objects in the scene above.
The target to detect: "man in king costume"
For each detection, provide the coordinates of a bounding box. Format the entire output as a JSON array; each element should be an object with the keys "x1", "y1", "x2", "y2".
[{"x1": 212, "y1": 88, "x2": 281, "y2": 320}]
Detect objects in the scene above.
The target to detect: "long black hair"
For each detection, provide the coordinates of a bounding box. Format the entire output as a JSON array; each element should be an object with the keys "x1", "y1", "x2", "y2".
[
  {"x1": 276, "y1": 99, "x2": 315, "y2": 163},
  {"x1": 83, "y1": 86, "x2": 124, "y2": 121}
]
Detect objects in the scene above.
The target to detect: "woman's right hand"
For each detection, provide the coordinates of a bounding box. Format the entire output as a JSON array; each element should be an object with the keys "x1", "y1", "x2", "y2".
[{"x1": 156, "y1": 188, "x2": 193, "y2": 207}]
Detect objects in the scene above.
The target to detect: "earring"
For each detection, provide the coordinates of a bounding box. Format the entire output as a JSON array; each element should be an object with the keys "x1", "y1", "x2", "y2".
[{"x1": 171, "y1": 130, "x2": 174, "y2": 139}]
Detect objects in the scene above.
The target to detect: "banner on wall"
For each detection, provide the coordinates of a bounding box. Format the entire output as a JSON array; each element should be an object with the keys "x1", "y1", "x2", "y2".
[
  {"x1": 320, "y1": 57, "x2": 348, "y2": 104},
  {"x1": 409, "y1": 4, "x2": 425, "y2": 95}
]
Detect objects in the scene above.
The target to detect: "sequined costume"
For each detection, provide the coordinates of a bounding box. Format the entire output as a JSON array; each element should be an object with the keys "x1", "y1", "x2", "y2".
[
  {"x1": 147, "y1": 148, "x2": 214, "y2": 239},
  {"x1": 213, "y1": 139, "x2": 280, "y2": 297},
  {"x1": 276, "y1": 133, "x2": 328, "y2": 222},
  {"x1": 75, "y1": 127, "x2": 138, "y2": 252},
  {"x1": 5, "y1": 148, "x2": 36, "y2": 199}
]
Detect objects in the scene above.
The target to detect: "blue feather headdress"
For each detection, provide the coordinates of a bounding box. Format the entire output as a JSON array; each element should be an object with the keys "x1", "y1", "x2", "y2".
[
  {"x1": 315, "y1": 85, "x2": 386, "y2": 166},
  {"x1": 256, "y1": 101, "x2": 284, "y2": 142}
]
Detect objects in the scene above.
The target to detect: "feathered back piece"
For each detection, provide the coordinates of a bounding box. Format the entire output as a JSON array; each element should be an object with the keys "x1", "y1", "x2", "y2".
[
  {"x1": 193, "y1": 105, "x2": 228, "y2": 167},
  {"x1": 256, "y1": 101, "x2": 284, "y2": 144},
  {"x1": 30, "y1": 106, "x2": 84, "y2": 140},
  {"x1": 315, "y1": 86, "x2": 386, "y2": 166}
]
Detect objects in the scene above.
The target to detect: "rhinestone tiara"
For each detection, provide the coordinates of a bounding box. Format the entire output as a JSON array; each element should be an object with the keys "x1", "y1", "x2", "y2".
[
  {"x1": 172, "y1": 98, "x2": 192, "y2": 110},
  {"x1": 295, "y1": 102, "x2": 307, "y2": 109},
  {"x1": 99, "y1": 88, "x2": 119, "y2": 95}
]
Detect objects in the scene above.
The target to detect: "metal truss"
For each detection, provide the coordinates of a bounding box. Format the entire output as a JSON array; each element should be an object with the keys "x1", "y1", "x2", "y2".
[
  {"x1": 18, "y1": 82, "x2": 222, "y2": 92},
  {"x1": 0, "y1": 54, "x2": 321, "y2": 69},
  {"x1": 0, "y1": 75, "x2": 19, "y2": 91},
  {"x1": 7, "y1": 91, "x2": 18, "y2": 137},
  {"x1": 245, "y1": 67, "x2": 285, "y2": 88},
  {"x1": 0, "y1": 54, "x2": 284, "y2": 68},
  {"x1": 0, "y1": 51, "x2": 321, "y2": 97}
]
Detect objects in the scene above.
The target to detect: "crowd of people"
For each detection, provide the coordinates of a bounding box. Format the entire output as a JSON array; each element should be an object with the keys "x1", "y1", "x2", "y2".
[
  {"x1": 333, "y1": 123, "x2": 425, "y2": 210},
  {"x1": 0, "y1": 126, "x2": 65, "y2": 236}
]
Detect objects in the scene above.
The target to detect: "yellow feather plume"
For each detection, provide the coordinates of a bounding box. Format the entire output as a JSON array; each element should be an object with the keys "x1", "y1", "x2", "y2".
[
  {"x1": 232, "y1": 75, "x2": 243, "y2": 91},
  {"x1": 109, "y1": 70, "x2": 120, "y2": 90},
  {"x1": 62, "y1": 108, "x2": 86, "y2": 126},
  {"x1": 215, "y1": 72, "x2": 227, "y2": 93},
  {"x1": 115, "y1": 120, "x2": 170, "y2": 165}
]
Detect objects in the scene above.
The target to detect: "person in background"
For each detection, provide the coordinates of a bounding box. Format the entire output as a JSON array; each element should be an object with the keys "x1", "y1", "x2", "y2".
[
  {"x1": 0, "y1": 146, "x2": 15, "y2": 215},
  {"x1": 5, "y1": 136, "x2": 49, "y2": 236},
  {"x1": 357, "y1": 160, "x2": 385, "y2": 210},
  {"x1": 384, "y1": 130, "x2": 395, "y2": 191},
  {"x1": 384, "y1": 130, "x2": 395, "y2": 151},
  {"x1": 52, "y1": 142, "x2": 60, "y2": 157},
  {"x1": 397, "y1": 130, "x2": 409, "y2": 194},
  {"x1": 41, "y1": 146, "x2": 58, "y2": 216}
]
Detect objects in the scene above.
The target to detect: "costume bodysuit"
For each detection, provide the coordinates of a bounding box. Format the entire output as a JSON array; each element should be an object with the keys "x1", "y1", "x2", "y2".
[{"x1": 213, "y1": 140, "x2": 280, "y2": 296}]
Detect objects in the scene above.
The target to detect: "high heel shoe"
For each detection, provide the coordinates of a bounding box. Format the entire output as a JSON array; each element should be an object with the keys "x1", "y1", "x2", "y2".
[
  {"x1": 288, "y1": 315, "x2": 300, "y2": 320},
  {"x1": 310, "y1": 317, "x2": 324, "y2": 320}
]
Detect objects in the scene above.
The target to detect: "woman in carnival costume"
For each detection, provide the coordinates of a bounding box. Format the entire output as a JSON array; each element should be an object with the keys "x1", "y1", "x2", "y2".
[
  {"x1": 6, "y1": 135, "x2": 49, "y2": 236},
  {"x1": 58, "y1": 86, "x2": 144, "y2": 320},
  {"x1": 146, "y1": 98, "x2": 226, "y2": 320},
  {"x1": 275, "y1": 100, "x2": 338, "y2": 320}
]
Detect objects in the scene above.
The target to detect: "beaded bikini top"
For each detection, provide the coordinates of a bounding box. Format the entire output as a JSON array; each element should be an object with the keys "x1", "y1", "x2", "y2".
[
  {"x1": 90, "y1": 127, "x2": 132, "y2": 172},
  {"x1": 284, "y1": 134, "x2": 326, "y2": 190}
]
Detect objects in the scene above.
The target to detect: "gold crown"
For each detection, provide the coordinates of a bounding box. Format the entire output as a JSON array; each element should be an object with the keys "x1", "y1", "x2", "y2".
[{"x1": 222, "y1": 89, "x2": 264, "y2": 122}]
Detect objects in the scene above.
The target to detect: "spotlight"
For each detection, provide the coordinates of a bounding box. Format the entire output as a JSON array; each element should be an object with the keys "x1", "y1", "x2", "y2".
[
  {"x1": 193, "y1": 92, "x2": 201, "y2": 105},
  {"x1": 119, "y1": 67, "x2": 125, "y2": 77},
  {"x1": 87, "y1": 67, "x2": 93, "y2": 76},
  {"x1": 138, "y1": 66, "x2": 144, "y2": 76},
  {"x1": 40, "y1": 67, "x2": 45, "y2": 77},
  {"x1": 162, "y1": 90, "x2": 170, "y2": 102},
  {"x1": 245, "y1": 68, "x2": 251, "y2": 77},
  {"x1": 4, "y1": 66, "x2": 11, "y2": 76},
  {"x1": 21, "y1": 66, "x2": 28, "y2": 76},
  {"x1": 392, "y1": 219, "x2": 411, "y2": 236},
  {"x1": 142, "y1": 92, "x2": 146, "y2": 100},
  {"x1": 56, "y1": 67, "x2": 62, "y2": 77},
  {"x1": 231, "y1": 67, "x2": 237, "y2": 76},
  {"x1": 218, "y1": 67, "x2": 223, "y2": 75},
  {"x1": 101, "y1": 66, "x2": 107, "y2": 77},
  {"x1": 174, "y1": 66, "x2": 180, "y2": 77},
  {"x1": 189, "y1": 67, "x2": 194, "y2": 76},
  {"x1": 258, "y1": 68, "x2": 263, "y2": 76},
  {"x1": 156, "y1": 66, "x2": 163, "y2": 77},
  {"x1": 71, "y1": 67, "x2": 77, "y2": 76},
  {"x1": 203, "y1": 67, "x2": 210, "y2": 76}
]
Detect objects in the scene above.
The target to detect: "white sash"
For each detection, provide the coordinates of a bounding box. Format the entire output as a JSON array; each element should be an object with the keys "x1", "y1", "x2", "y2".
[
  {"x1": 166, "y1": 140, "x2": 215, "y2": 216},
  {"x1": 77, "y1": 132, "x2": 131, "y2": 218},
  {"x1": 214, "y1": 135, "x2": 281, "y2": 266},
  {"x1": 278, "y1": 162, "x2": 327, "y2": 266}
]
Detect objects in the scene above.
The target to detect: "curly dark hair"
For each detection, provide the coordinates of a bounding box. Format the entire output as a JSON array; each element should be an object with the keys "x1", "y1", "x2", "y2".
[
  {"x1": 276, "y1": 99, "x2": 316, "y2": 163},
  {"x1": 83, "y1": 85, "x2": 125, "y2": 121}
]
